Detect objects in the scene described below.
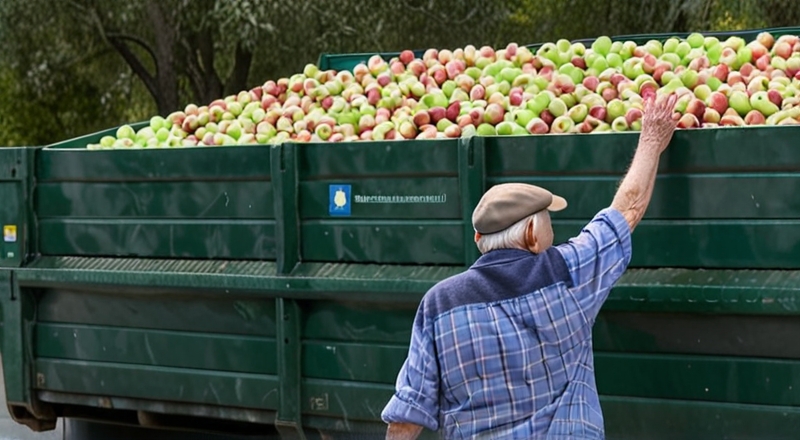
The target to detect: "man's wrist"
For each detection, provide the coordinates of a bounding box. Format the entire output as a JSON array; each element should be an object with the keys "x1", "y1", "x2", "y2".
[
  {"x1": 637, "y1": 133, "x2": 666, "y2": 153},
  {"x1": 386, "y1": 422, "x2": 423, "y2": 440}
]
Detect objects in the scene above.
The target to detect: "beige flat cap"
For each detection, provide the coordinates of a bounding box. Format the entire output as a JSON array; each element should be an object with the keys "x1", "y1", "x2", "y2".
[{"x1": 472, "y1": 183, "x2": 568, "y2": 234}]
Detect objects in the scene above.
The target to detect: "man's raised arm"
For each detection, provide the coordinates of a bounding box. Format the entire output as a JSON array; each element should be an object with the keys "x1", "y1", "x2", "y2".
[{"x1": 611, "y1": 93, "x2": 679, "y2": 232}]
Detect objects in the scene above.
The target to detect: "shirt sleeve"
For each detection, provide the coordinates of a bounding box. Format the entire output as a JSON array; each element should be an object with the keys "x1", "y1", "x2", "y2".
[
  {"x1": 381, "y1": 298, "x2": 440, "y2": 432},
  {"x1": 554, "y1": 207, "x2": 633, "y2": 324}
]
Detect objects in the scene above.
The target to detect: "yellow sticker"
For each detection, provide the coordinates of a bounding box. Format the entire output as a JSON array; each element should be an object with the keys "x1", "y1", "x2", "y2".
[{"x1": 3, "y1": 225, "x2": 17, "y2": 243}]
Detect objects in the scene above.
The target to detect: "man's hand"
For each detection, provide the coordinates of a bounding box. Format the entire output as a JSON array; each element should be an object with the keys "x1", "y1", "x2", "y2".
[
  {"x1": 611, "y1": 93, "x2": 679, "y2": 232},
  {"x1": 386, "y1": 422, "x2": 423, "y2": 440},
  {"x1": 639, "y1": 93, "x2": 680, "y2": 155}
]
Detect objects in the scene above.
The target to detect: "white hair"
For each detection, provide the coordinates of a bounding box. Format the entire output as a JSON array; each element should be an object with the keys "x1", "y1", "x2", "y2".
[{"x1": 475, "y1": 211, "x2": 551, "y2": 254}]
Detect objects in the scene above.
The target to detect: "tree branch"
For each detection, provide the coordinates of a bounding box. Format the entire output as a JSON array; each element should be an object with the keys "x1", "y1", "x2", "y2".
[
  {"x1": 224, "y1": 42, "x2": 253, "y2": 96},
  {"x1": 64, "y1": 1, "x2": 162, "y2": 105},
  {"x1": 106, "y1": 32, "x2": 159, "y2": 74},
  {"x1": 107, "y1": 37, "x2": 159, "y2": 100},
  {"x1": 180, "y1": 37, "x2": 206, "y2": 101}
]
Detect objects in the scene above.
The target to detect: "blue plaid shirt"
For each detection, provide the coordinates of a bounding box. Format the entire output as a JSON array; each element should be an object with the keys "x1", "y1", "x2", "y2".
[{"x1": 382, "y1": 207, "x2": 632, "y2": 439}]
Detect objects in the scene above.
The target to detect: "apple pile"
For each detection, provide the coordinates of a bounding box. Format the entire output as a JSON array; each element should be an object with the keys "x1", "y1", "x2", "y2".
[{"x1": 86, "y1": 31, "x2": 800, "y2": 149}]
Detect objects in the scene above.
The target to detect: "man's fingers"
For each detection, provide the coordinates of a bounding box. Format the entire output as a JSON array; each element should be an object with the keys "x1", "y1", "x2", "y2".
[{"x1": 643, "y1": 93, "x2": 654, "y2": 111}]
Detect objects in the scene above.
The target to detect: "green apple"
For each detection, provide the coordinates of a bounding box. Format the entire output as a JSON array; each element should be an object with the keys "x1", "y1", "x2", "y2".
[
  {"x1": 729, "y1": 91, "x2": 752, "y2": 116},
  {"x1": 156, "y1": 127, "x2": 170, "y2": 143},
  {"x1": 750, "y1": 91, "x2": 779, "y2": 116},
  {"x1": 476, "y1": 123, "x2": 497, "y2": 136},
  {"x1": 693, "y1": 84, "x2": 712, "y2": 101},
  {"x1": 495, "y1": 121, "x2": 516, "y2": 135},
  {"x1": 675, "y1": 41, "x2": 691, "y2": 59},
  {"x1": 612, "y1": 116, "x2": 629, "y2": 131},
  {"x1": 548, "y1": 98, "x2": 568, "y2": 117},
  {"x1": 663, "y1": 38, "x2": 680, "y2": 53},
  {"x1": 568, "y1": 104, "x2": 589, "y2": 123},
  {"x1": 513, "y1": 109, "x2": 536, "y2": 128},
  {"x1": 687, "y1": 33, "x2": 705, "y2": 49},
  {"x1": 660, "y1": 53, "x2": 682, "y2": 69},
  {"x1": 607, "y1": 99, "x2": 626, "y2": 121},
  {"x1": 116, "y1": 125, "x2": 136, "y2": 140},
  {"x1": 706, "y1": 77, "x2": 723, "y2": 91},
  {"x1": 226, "y1": 121, "x2": 243, "y2": 140},
  {"x1": 560, "y1": 93, "x2": 578, "y2": 108},
  {"x1": 527, "y1": 92, "x2": 551, "y2": 115},
  {"x1": 606, "y1": 53, "x2": 623, "y2": 68},
  {"x1": 679, "y1": 69, "x2": 699, "y2": 89},
  {"x1": 592, "y1": 36, "x2": 613, "y2": 56},
  {"x1": 99, "y1": 136, "x2": 116, "y2": 148}
]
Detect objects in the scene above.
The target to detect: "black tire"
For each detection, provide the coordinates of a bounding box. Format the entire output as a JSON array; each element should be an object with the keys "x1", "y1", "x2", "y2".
[{"x1": 63, "y1": 418, "x2": 276, "y2": 440}]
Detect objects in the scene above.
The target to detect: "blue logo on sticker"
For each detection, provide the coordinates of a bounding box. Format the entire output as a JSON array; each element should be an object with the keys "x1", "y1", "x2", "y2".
[{"x1": 329, "y1": 184, "x2": 351, "y2": 216}]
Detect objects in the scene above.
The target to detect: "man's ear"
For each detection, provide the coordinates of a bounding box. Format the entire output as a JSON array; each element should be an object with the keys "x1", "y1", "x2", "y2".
[
  {"x1": 474, "y1": 232, "x2": 481, "y2": 243},
  {"x1": 525, "y1": 218, "x2": 538, "y2": 252}
]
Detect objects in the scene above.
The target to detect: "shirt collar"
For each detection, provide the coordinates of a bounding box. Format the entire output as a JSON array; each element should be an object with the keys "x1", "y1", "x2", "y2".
[{"x1": 472, "y1": 248, "x2": 534, "y2": 268}]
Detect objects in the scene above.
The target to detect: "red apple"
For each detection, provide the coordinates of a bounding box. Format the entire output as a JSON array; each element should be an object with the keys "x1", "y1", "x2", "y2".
[
  {"x1": 583, "y1": 76, "x2": 600, "y2": 92},
  {"x1": 689, "y1": 56, "x2": 710, "y2": 71},
  {"x1": 712, "y1": 64, "x2": 729, "y2": 82},
  {"x1": 740, "y1": 62, "x2": 757, "y2": 80},
  {"x1": 571, "y1": 57, "x2": 587, "y2": 69},
  {"x1": 538, "y1": 65, "x2": 554, "y2": 81},
  {"x1": 686, "y1": 99, "x2": 706, "y2": 120},
  {"x1": 744, "y1": 110, "x2": 766, "y2": 125},
  {"x1": 767, "y1": 89, "x2": 783, "y2": 107},
  {"x1": 554, "y1": 74, "x2": 575, "y2": 94},
  {"x1": 625, "y1": 108, "x2": 643, "y2": 125},
  {"x1": 446, "y1": 60, "x2": 465, "y2": 80},
  {"x1": 446, "y1": 102, "x2": 461, "y2": 122},
  {"x1": 457, "y1": 114, "x2": 473, "y2": 128},
  {"x1": 470, "y1": 85, "x2": 486, "y2": 101},
  {"x1": 400, "y1": 50, "x2": 415, "y2": 65},
  {"x1": 469, "y1": 107, "x2": 485, "y2": 126},
  {"x1": 413, "y1": 110, "x2": 431, "y2": 127},
  {"x1": 727, "y1": 71, "x2": 745, "y2": 86},
  {"x1": 484, "y1": 103, "x2": 505, "y2": 125},
  {"x1": 640, "y1": 82, "x2": 658, "y2": 100},
  {"x1": 678, "y1": 113, "x2": 699, "y2": 128},
  {"x1": 642, "y1": 54, "x2": 657, "y2": 74},
  {"x1": 429, "y1": 107, "x2": 446, "y2": 124},
  {"x1": 526, "y1": 118, "x2": 550, "y2": 134},
  {"x1": 755, "y1": 55, "x2": 771, "y2": 71},
  {"x1": 539, "y1": 109, "x2": 555, "y2": 126},
  {"x1": 444, "y1": 124, "x2": 462, "y2": 138},
  {"x1": 653, "y1": 61, "x2": 672, "y2": 83},
  {"x1": 479, "y1": 46, "x2": 495, "y2": 58},
  {"x1": 757, "y1": 32, "x2": 775, "y2": 50},
  {"x1": 703, "y1": 108, "x2": 721, "y2": 123},
  {"x1": 748, "y1": 42, "x2": 769, "y2": 60},
  {"x1": 720, "y1": 114, "x2": 745, "y2": 126},
  {"x1": 601, "y1": 87, "x2": 618, "y2": 102},
  {"x1": 408, "y1": 60, "x2": 426, "y2": 77},
  {"x1": 589, "y1": 105, "x2": 607, "y2": 121},
  {"x1": 775, "y1": 42, "x2": 793, "y2": 59},
  {"x1": 610, "y1": 73, "x2": 627, "y2": 87},
  {"x1": 705, "y1": 92, "x2": 729, "y2": 115}
]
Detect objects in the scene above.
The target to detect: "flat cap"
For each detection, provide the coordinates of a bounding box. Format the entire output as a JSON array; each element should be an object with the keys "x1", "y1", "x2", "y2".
[{"x1": 472, "y1": 183, "x2": 567, "y2": 234}]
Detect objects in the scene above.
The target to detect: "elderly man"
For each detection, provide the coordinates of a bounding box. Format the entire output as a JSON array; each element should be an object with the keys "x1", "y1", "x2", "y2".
[{"x1": 381, "y1": 93, "x2": 679, "y2": 440}]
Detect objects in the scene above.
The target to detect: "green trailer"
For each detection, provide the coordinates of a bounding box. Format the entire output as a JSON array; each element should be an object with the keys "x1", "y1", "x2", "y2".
[
  {"x1": 5, "y1": 126, "x2": 800, "y2": 439},
  {"x1": 4, "y1": 30, "x2": 800, "y2": 439}
]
